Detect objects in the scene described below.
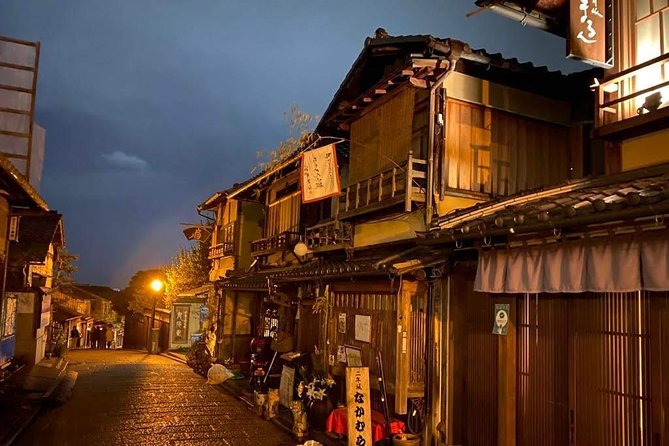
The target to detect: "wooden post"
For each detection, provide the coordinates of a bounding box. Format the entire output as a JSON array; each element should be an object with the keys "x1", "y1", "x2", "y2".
[
  {"x1": 378, "y1": 172, "x2": 384, "y2": 202},
  {"x1": 497, "y1": 296, "x2": 516, "y2": 446},
  {"x1": 395, "y1": 279, "x2": 415, "y2": 414},
  {"x1": 649, "y1": 294, "x2": 666, "y2": 444},
  {"x1": 230, "y1": 292, "x2": 239, "y2": 362},
  {"x1": 405, "y1": 151, "x2": 414, "y2": 212}
]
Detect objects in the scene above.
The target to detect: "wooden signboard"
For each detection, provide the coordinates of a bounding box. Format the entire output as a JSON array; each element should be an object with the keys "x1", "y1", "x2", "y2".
[
  {"x1": 172, "y1": 304, "x2": 190, "y2": 344},
  {"x1": 300, "y1": 144, "x2": 341, "y2": 203},
  {"x1": 279, "y1": 365, "x2": 295, "y2": 408},
  {"x1": 346, "y1": 367, "x2": 373, "y2": 446},
  {"x1": 567, "y1": 0, "x2": 613, "y2": 68}
]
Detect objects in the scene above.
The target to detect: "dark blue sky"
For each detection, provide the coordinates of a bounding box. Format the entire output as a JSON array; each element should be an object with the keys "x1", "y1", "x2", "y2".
[{"x1": 0, "y1": 1, "x2": 587, "y2": 288}]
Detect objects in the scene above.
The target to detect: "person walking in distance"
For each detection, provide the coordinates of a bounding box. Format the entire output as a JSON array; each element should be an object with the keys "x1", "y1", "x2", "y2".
[
  {"x1": 106, "y1": 325, "x2": 114, "y2": 349},
  {"x1": 69, "y1": 325, "x2": 80, "y2": 349}
]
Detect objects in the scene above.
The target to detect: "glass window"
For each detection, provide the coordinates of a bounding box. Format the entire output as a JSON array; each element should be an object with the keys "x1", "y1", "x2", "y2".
[
  {"x1": 655, "y1": 0, "x2": 669, "y2": 11},
  {"x1": 636, "y1": 15, "x2": 662, "y2": 63},
  {"x1": 663, "y1": 10, "x2": 669, "y2": 51},
  {"x1": 638, "y1": 0, "x2": 652, "y2": 19}
]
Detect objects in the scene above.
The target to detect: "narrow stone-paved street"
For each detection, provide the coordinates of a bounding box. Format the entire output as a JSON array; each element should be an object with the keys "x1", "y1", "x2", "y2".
[{"x1": 16, "y1": 350, "x2": 294, "y2": 446}]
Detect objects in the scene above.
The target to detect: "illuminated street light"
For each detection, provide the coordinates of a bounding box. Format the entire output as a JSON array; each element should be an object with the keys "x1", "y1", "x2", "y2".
[
  {"x1": 150, "y1": 279, "x2": 164, "y2": 292},
  {"x1": 148, "y1": 278, "x2": 164, "y2": 353}
]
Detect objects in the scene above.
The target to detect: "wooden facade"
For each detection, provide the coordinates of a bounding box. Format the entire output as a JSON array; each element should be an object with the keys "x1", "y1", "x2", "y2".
[
  {"x1": 443, "y1": 98, "x2": 571, "y2": 197},
  {"x1": 444, "y1": 272, "x2": 669, "y2": 445},
  {"x1": 349, "y1": 88, "x2": 416, "y2": 184}
]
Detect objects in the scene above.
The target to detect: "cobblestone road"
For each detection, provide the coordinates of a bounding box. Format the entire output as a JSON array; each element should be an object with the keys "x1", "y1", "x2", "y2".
[{"x1": 17, "y1": 350, "x2": 294, "y2": 446}]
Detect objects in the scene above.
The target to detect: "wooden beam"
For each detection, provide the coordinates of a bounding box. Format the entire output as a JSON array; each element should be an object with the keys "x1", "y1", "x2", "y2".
[
  {"x1": 0, "y1": 107, "x2": 30, "y2": 115},
  {"x1": 409, "y1": 77, "x2": 429, "y2": 89},
  {"x1": 0, "y1": 83, "x2": 33, "y2": 94},
  {"x1": 412, "y1": 58, "x2": 439, "y2": 68},
  {"x1": 395, "y1": 279, "x2": 415, "y2": 414},
  {"x1": 0, "y1": 61, "x2": 35, "y2": 72},
  {"x1": 497, "y1": 296, "x2": 516, "y2": 446},
  {"x1": 0, "y1": 129, "x2": 29, "y2": 138}
]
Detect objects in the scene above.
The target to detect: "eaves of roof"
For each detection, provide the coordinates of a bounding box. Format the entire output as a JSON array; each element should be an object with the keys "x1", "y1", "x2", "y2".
[
  {"x1": 317, "y1": 32, "x2": 573, "y2": 132},
  {"x1": 0, "y1": 153, "x2": 48, "y2": 211},
  {"x1": 424, "y1": 163, "x2": 669, "y2": 244}
]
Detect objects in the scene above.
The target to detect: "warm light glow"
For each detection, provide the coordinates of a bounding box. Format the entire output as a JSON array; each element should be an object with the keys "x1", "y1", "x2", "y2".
[
  {"x1": 150, "y1": 279, "x2": 164, "y2": 292},
  {"x1": 293, "y1": 240, "x2": 309, "y2": 257},
  {"x1": 602, "y1": 83, "x2": 618, "y2": 94}
]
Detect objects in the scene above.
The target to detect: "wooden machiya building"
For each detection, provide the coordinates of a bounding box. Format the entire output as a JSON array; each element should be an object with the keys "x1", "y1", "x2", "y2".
[
  {"x1": 199, "y1": 29, "x2": 597, "y2": 442},
  {"x1": 414, "y1": 1, "x2": 669, "y2": 444}
]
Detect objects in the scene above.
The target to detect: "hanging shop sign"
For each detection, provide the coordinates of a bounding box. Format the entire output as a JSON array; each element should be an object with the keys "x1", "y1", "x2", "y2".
[
  {"x1": 300, "y1": 144, "x2": 341, "y2": 203},
  {"x1": 182, "y1": 225, "x2": 212, "y2": 242},
  {"x1": 493, "y1": 303, "x2": 510, "y2": 335},
  {"x1": 567, "y1": 0, "x2": 614, "y2": 68},
  {"x1": 346, "y1": 367, "x2": 373, "y2": 446}
]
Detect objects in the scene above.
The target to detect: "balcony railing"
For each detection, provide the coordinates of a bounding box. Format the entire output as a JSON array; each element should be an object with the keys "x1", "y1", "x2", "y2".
[
  {"x1": 208, "y1": 222, "x2": 235, "y2": 259},
  {"x1": 339, "y1": 151, "x2": 427, "y2": 219},
  {"x1": 597, "y1": 52, "x2": 669, "y2": 133},
  {"x1": 250, "y1": 231, "x2": 300, "y2": 256},
  {"x1": 305, "y1": 220, "x2": 352, "y2": 251}
]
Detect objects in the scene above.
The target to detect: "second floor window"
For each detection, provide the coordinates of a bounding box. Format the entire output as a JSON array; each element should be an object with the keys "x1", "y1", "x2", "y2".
[
  {"x1": 635, "y1": 0, "x2": 669, "y2": 107},
  {"x1": 266, "y1": 188, "x2": 300, "y2": 238}
]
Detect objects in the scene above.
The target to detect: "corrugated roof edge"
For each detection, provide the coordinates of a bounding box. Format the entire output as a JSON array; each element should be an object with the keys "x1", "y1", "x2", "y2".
[{"x1": 0, "y1": 153, "x2": 48, "y2": 211}]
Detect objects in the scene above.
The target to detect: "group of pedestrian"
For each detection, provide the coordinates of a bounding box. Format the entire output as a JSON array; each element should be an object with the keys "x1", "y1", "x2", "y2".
[
  {"x1": 68, "y1": 324, "x2": 114, "y2": 349},
  {"x1": 90, "y1": 324, "x2": 114, "y2": 349}
]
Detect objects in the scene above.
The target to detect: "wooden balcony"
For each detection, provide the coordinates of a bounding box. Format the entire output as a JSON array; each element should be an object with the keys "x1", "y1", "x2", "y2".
[
  {"x1": 208, "y1": 222, "x2": 235, "y2": 259},
  {"x1": 250, "y1": 231, "x2": 300, "y2": 256},
  {"x1": 597, "y1": 52, "x2": 669, "y2": 136},
  {"x1": 339, "y1": 151, "x2": 427, "y2": 219},
  {"x1": 305, "y1": 220, "x2": 352, "y2": 252}
]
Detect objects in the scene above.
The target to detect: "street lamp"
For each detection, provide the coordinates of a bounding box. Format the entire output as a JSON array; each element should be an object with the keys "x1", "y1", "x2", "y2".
[{"x1": 148, "y1": 279, "x2": 164, "y2": 353}]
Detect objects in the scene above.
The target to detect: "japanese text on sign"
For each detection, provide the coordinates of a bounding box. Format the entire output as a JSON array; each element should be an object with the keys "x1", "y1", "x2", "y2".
[
  {"x1": 568, "y1": 0, "x2": 612, "y2": 68},
  {"x1": 300, "y1": 144, "x2": 341, "y2": 203},
  {"x1": 346, "y1": 367, "x2": 372, "y2": 446}
]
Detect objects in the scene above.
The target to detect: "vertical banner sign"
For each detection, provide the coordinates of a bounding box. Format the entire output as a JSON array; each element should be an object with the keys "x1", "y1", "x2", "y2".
[
  {"x1": 172, "y1": 304, "x2": 190, "y2": 343},
  {"x1": 8, "y1": 216, "x2": 19, "y2": 242},
  {"x1": 346, "y1": 367, "x2": 373, "y2": 446},
  {"x1": 568, "y1": 0, "x2": 614, "y2": 68},
  {"x1": 300, "y1": 144, "x2": 341, "y2": 203},
  {"x1": 493, "y1": 303, "x2": 510, "y2": 335},
  {"x1": 279, "y1": 365, "x2": 295, "y2": 408}
]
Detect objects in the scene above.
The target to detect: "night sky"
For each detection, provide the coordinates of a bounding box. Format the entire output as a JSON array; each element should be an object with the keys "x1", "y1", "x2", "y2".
[{"x1": 0, "y1": 1, "x2": 588, "y2": 288}]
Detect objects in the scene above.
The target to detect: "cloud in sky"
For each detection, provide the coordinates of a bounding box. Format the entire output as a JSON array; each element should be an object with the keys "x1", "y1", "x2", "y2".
[{"x1": 102, "y1": 150, "x2": 149, "y2": 171}]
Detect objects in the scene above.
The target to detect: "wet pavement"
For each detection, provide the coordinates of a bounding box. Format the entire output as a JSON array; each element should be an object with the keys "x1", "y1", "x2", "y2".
[{"x1": 16, "y1": 350, "x2": 294, "y2": 446}]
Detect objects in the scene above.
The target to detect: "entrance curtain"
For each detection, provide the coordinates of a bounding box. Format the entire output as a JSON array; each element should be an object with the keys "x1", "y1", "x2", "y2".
[{"x1": 474, "y1": 233, "x2": 669, "y2": 293}]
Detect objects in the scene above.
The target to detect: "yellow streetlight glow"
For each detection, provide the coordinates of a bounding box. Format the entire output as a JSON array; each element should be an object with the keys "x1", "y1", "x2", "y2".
[{"x1": 150, "y1": 279, "x2": 164, "y2": 292}]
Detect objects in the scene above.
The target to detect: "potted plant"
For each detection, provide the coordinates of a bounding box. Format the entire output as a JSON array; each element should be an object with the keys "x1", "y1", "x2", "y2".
[{"x1": 297, "y1": 374, "x2": 336, "y2": 430}]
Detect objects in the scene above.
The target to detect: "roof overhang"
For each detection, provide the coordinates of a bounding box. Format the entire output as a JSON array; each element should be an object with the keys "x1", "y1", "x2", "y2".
[
  {"x1": 0, "y1": 153, "x2": 48, "y2": 211},
  {"x1": 473, "y1": 0, "x2": 567, "y2": 36},
  {"x1": 11, "y1": 211, "x2": 63, "y2": 263},
  {"x1": 422, "y1": 163, "x2": 669, "y2": 246}
]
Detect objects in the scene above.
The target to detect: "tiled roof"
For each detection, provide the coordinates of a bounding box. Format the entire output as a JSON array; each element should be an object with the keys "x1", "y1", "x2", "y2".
[
  {"x1": 0, "y1": 153, "x2": 48, "y2": 210},
  {"x1": 427, "y1": 163, "x2": 669, "y2": 242},
  {"x1": 270, "y1": 258, "x2": 383, "y2": 282}
]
